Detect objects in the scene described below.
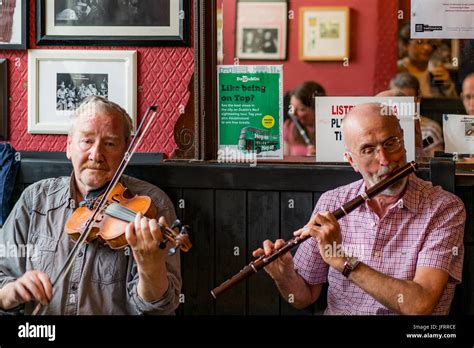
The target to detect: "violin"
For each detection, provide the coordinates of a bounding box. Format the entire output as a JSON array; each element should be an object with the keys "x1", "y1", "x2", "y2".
[{"x1": 64, "y1": 182, "x2": 192, "y2": 254}]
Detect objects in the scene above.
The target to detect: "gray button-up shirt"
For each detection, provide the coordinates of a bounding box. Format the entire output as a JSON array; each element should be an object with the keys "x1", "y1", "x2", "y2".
[{"x1": 0, "y1": 175, "x2": 181, "y2": 315}]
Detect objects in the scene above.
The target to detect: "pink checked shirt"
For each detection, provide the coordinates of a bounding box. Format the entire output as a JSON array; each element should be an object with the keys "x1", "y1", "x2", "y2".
[{"x1": 294, "y1": 174, "x2": 465, "y2": 315}]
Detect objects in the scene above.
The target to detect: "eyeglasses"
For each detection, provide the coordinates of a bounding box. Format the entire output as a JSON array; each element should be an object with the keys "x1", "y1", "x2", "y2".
[
  {"x1": 353, "y1": 137, "x2": 403, "y2": 159},
  {"x1": 462, "y1": 94, "x2": 474, "y2": 101}
]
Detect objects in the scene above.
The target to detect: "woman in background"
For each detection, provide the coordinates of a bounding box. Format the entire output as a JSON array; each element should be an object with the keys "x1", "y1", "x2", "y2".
[{"x1": 284, "y1": 81, "x2": 326, "y2": 156}]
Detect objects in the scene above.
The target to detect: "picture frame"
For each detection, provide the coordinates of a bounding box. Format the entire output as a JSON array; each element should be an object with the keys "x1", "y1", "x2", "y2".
[
  {"x1": 299, "y1": 7, "x2": 350, "y2": 61},
  {"x1": 0, "y1": 59, "x2": 7, "y2": 140},
  {"x1": 0, "y1": 0, "x2": 27, "y2": 49},
  {"x1": 28, "y1": 49, "x2": 137, "y2": 134},
  {"x1": 235, "y1": 0, "x2": 288, "y2": 60},
  {"x1": 35, "y1": 0, "x2": 190, "y2": 46}
]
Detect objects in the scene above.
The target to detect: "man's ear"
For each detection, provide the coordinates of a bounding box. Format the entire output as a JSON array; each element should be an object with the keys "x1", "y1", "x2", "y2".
[{"x1": 344, "y1": 152, "x2": 359, "y2": 172}]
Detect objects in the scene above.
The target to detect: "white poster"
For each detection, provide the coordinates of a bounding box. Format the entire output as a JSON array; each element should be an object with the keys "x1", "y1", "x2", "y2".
[
  {"x1": 443, "y1": 114, "x2": 474, "y2": 154},
  {"x1": 315, "y1": 97, "x2": 416, "y2": 162},
  {"x1": 411, "y1": 0, "x2": 474, "y2": 39}
]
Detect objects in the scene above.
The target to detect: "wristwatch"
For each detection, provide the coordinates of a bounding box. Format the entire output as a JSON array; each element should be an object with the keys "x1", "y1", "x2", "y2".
[{"x1": 342, "y1": 256, "x2": 361, "y2": 278}]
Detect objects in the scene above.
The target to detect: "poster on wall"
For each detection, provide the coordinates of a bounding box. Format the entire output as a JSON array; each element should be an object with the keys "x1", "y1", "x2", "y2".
[
  {"x1": 315, "y1": 97, "x2": 416, "y2": 162},
  {"x1": 235, "y1": 0, "x2": 287, "y2": 60},
  {"x1": 411, "y1": 0, "x2": 474, "y2": 39},
  {"x1": 218, "y1": 65, "x2": 283, "y2": 162},
  {"x1": 28, "y1": 49, "x2": 137, "y2": 134},
  {"x1": 299, "y1": 6, "x2": 350, "y2": 61},
  {"x1": 36, "y1": 0, "x2": 189, "y2": 46},
  {"x1": 443, "y1": 114, "x2": 474, "y2": 154},
  {"x1": 0, "y1": 0, "x2": 27, "y2": 49}
]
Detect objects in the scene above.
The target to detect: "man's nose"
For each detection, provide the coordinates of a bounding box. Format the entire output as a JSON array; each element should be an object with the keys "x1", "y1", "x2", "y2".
[
  {"x1": 88, "y1": 142, "x2": 105, "y2": 162},
  {"x1": 375, "y1": 147, "x2": 390, "y2": 166}
]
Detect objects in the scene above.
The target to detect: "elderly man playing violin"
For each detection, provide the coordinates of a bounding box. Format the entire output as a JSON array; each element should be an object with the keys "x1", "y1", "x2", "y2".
[
  {"x1": 254, "y1": 103, "x2": 465, "y2": 315},
  {"x1": 0, "y1": 96, "x2": 181, "y2": 315}
]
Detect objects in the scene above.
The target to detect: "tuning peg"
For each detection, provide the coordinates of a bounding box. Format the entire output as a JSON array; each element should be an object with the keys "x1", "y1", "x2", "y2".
[
  {"x1": 167, "y1": 225, "x2": 191, "y2": 255},
  {"x1": 170, "y1": 219, "x2": 182, "y2": 230}
]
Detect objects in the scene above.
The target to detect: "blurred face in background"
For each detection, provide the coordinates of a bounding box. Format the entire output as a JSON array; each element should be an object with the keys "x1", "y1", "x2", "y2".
[
  {"x1": 407, "y1": 39, "x2": 434, "y2": 66},
  {"x1": 462, "y1": 75, "x2": 474, "y2": 115},
  {"x1": 290, "y1": 96, "x2": 315, "y2": 128}
]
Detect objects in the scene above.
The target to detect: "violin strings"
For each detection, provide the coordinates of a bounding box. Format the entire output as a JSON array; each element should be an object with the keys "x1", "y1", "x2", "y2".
[
  {"x1": 105, "y1": 204, "x2": 175, "y2": 238},
  {"x1": 105, "y1": 203, "x2": 137, "y2": 223}
]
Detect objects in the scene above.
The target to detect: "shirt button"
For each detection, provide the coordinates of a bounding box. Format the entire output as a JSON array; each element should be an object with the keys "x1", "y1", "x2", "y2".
[
  {"x1": 71, "y1": 284, "x2": 78, "y2": 291},
  {"x1": 371, "y1": 222, "x2": 377, "y2": 227},
  {"x1": 374, "y1": 251, "x2": 380, "y2": 257},
  {"x1": 78, "y1": 251, "x2": 83, "y2": 257}
]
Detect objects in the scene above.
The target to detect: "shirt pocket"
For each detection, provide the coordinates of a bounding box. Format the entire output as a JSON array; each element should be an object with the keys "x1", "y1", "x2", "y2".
[
  {"x1": 381, "y1": 246, "x2": 418, "y2": 280},
  {"x1": 29, "y1": 233, "x2": 57, "y2": 278},
  {"x1": 90, "y1": 244, "x2": 128, "y2": 285}
]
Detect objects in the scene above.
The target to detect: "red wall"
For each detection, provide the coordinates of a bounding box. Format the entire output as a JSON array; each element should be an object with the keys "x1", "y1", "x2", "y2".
[
  {"x1": 0, "y1": 0, "x2": 194, "y2": 157},
  {"x1": 222, "y1": 0, "x2": 398, "y2": 96},
  {"x1": 398, "y1": 0, "x2": 411, "y2": 25}
]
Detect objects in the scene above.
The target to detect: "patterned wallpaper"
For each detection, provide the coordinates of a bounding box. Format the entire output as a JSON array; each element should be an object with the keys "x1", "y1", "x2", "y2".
[{"x1": 0, "y1": 0, "x2": 195, "y2": 157}]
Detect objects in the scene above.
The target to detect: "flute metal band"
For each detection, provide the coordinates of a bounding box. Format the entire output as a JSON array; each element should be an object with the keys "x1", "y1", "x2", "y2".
[{"x1": 210, "y1": 161, "x2": 417, "y2": 299}]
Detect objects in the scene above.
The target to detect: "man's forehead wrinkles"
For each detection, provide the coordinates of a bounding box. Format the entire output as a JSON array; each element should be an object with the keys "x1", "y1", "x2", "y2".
[{"x1": 75, "y1": 128, "x2": 120, "y2": 139}]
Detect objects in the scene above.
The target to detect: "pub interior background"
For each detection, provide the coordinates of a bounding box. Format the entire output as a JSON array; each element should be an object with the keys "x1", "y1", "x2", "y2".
[{"x1": 0, "y1": 0, "x2": 473, "y2": 321}]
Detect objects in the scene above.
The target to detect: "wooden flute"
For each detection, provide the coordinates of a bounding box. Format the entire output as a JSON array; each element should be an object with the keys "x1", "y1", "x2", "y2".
[{"x1": 211, "y1": 161, "x2": 417, "y2": 299}]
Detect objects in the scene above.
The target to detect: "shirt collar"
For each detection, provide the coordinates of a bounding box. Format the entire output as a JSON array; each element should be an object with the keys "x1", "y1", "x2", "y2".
[{"x1": 397, "y1": 174, "x2": 419, "y2": 212}]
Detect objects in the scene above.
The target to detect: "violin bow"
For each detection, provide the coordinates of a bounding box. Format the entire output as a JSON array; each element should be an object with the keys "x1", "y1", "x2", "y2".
[{"x1": 32, "y1": 104, "x2": 158, "y2": 315}]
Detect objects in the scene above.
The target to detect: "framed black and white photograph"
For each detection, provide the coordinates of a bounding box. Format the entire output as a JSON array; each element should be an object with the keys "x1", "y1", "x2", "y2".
[
  {"x1": 36, "y1": 0, "x2": 190, "y2": 46},
  {"x1": 56, "y1": 73, "x2": 108, "y2": 111},
  {"x1": 28, "y1": 49, "x2": 137, "y2": 134},
  {"x1": 0, "y1": 0, "x2": 27, "y2": 49},
  {"x1": 0, "y1": 59, "x2": 7, "y2": 140},
  {"x1": 236, "y1": 0, "x2": 287, "y2": 60}
]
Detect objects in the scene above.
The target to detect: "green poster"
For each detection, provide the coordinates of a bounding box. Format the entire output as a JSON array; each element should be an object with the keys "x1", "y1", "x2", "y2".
[{"x1": 218, "y1": 65, "x2": 283, "y2": 160}]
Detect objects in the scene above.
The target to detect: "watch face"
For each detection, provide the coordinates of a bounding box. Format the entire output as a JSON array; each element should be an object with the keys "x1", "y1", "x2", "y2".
[{"x1": 346, "y1": 257, "x2": 359, "y2": 268}]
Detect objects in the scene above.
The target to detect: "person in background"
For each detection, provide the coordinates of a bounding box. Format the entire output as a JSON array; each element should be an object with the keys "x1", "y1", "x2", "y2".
[
  {"x1": 375, "y1": 88, "x2": 424, "y2": 160},
  {"x1": 397, "y1": 24, "x2": 457, "y2": 98},
  {"x1": 389, "y1": 72, "x2": 444, "y2": 158},
  {"x1": 284, "y1": 81, "x2": 326, "y2": 157},
  {"x1": 461, "y1": 73, "x2": 474, "y2": 115}
]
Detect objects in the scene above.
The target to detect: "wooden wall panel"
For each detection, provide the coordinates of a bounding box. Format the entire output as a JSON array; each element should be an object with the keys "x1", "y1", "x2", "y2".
[
  {"x1": 280, "y1": 192, "x2": 314, "y2": 316},
  {"x1": 214, "y1": 190, "x2": 247, "y2": 315},
  {"x1": 181, "y1": 189, "x2": 215, "y2": 315},
  {"x1": 247, "y1": 191, "x2": 280, "y2": 315}
]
